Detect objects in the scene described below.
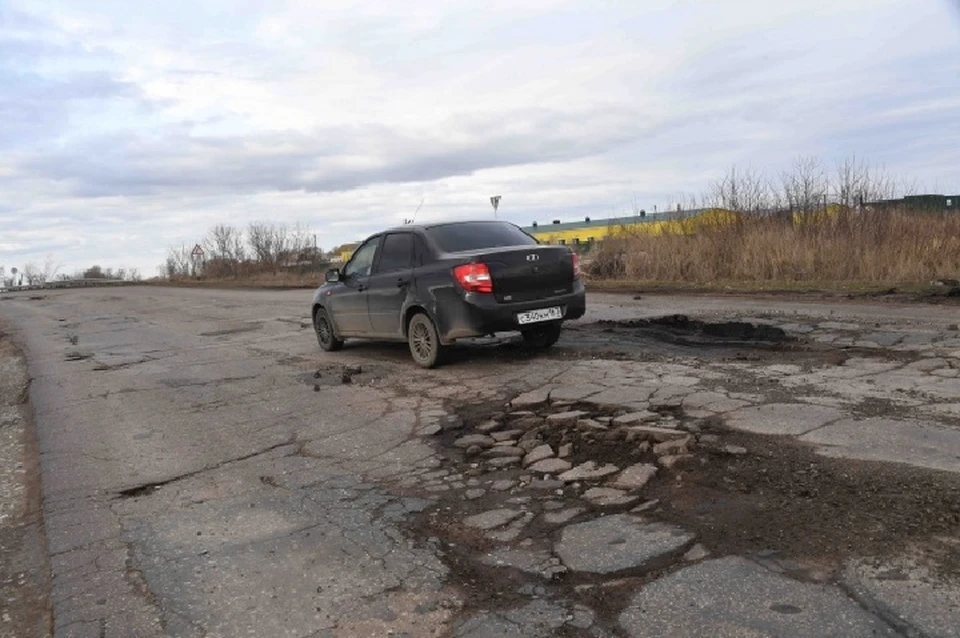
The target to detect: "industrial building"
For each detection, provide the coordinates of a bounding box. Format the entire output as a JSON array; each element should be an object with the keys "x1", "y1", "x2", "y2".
[
  {"x1": 865, "y1": 194, "x2": 958, "y2": 212},
  {"x1": 521, "y1": 209, "x2": 712, "y2": 249}
]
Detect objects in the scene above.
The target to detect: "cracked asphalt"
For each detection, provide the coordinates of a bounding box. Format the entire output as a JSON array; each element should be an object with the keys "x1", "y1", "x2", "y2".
[{"x1": 1, "y1": 286, "x2": 959, "y2": 637}]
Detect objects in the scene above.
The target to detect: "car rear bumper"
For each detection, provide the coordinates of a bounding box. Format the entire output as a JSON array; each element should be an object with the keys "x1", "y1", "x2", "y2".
[{"x1": 436, "y1": 281, "x2": 586, "y2": 343}]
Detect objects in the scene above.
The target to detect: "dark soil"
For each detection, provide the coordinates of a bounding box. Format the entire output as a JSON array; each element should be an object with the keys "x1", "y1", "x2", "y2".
[
  {"x1": 585, "y1": 282, "x2": 960, "y2": 305},
  {"x1": 652, "y1": 426, "x2": 960, "y2": 581},
  {"x1": 598, "y1": 315, "x2": 790, "y2": 344},
  {"x1": 565, "y1": 317, "x2": 923, "y2": 367}
]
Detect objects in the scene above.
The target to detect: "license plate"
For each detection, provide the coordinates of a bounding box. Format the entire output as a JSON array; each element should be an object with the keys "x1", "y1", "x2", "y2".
[{"x1": 516, "y1": 306, "x2": 563, "y2": 325}]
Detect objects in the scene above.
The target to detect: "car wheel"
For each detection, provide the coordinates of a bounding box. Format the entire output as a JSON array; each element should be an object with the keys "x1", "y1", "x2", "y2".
[
  {"x1": 314, "y1": 307, "x2": 344, "y2": 352},
  {"x1": 521, "y1": 323, "x2": 563, "y2": 349},
  {"x1": 408, "y1": 312, "x2": 445, "y2": 368}
]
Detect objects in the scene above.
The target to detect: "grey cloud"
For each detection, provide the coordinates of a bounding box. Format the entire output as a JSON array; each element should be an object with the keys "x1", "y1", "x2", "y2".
[
  {"x1": 19, "y1": 106, "x2": 645, "y2": 197},
  {"x1": 0, "y1": 239, "x2": 78, "y2": 258},
  {"x1": 0, "y1": 69, "x2": 142, "y2": 147}
]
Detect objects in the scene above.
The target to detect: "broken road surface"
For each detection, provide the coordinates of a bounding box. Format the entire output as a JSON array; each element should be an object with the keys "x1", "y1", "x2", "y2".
[{"x1": 1, "y1": 287, "x2": 959, "y2": 637}]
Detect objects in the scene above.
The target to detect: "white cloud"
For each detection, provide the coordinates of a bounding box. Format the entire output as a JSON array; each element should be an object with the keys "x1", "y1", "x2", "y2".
[{"x1": 1, "y1": 0, "x2": 958, "y2": 276}]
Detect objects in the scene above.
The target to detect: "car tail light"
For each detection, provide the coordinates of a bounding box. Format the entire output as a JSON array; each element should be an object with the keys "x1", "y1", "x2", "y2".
[
  {"x1": 572, "y1": 253, "x2": 581, "y2": 279},
  {"x1": 454, "y1": 263, "x2": 493, "y2": 293}
]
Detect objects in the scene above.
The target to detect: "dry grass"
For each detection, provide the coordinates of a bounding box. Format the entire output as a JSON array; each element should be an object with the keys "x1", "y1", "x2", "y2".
[{"x1": 588, "y1": 208, "x2": 960, "y2": 288}]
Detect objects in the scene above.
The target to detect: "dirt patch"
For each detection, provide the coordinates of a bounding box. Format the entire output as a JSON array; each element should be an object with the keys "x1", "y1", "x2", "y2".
[
  {"x1": 651, "y1": 425, "x2": 960, "y2": 582},
  {"x1": 199, "y1": 322, "x2": 264, "y2": 337},
  {"x1": 300, "y1": 363, "x2": 389, "y2": 389},
  {"x1": 0, "y1": 330, "x2": 53, "y2": 638}
]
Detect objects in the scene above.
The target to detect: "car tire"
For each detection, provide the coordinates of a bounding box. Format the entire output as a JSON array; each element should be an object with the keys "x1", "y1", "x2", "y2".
[
  {"x1": 314, "y1": 307, "x2": 344, "y2": 352},
  {"x1": 408, "y1": 312, "x2": 446, "y2": 368},
  {"x1": 521, "y1": 323, "x2": 563, "y2": 349}
]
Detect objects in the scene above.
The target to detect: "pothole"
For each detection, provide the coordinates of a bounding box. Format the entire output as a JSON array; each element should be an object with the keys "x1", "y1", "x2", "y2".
[
  {"x1": 597, "y1": 315, "x2": 790, "y2": 345},
  {"x1": 299, "y1": 363, "x2": 387, "y2": 389},
  {"x1": 567, "y1": 315, "x2": 926, "y2": 367},
  {"x1": 199, "y1": 322, "x2": 264, "y2": 337},
  {"x1": 401, "y1": 393, "x2": 960, "y2": 630}
]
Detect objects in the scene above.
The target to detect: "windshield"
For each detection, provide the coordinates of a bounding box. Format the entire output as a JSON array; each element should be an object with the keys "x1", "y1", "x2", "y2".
[{"x1": 426, "y1": 222, "x2": 537, "y2": 253}]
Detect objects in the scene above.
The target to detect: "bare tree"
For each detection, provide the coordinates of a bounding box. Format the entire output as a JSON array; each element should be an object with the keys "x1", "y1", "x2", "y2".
[
  {"x1": 128, "y1": 268, "x2": 142, "y2": 282},
  {"x1": 163, "y1": 246, "x2": 192, "y2": 279},
  {"x1": 22, "y1": 263, "x2": 42, "y2": 285},
  {"x1": 674, "y1": 192, "x2": 705, "y2": 213},
  {"x1": 203, "y1": 224, "x2": 246, "y2": 277},
  {"x1": 247, "y1": 222, "x2": 273, "y2": 269},
  {"x1": 290, "y1": 223, "x2": 310, "y2": 256},
  {"x1": 833, "y1": 155, "x2": 911, "y2": 207},
  {"x1": 247, "y1": 222, "x2": 291, "y2": 273},
  {"x1": 834, "y1": 155, "x2": 868, "y2": 208},
  {"x1": 781, "y1": 156, "x2": 828, "y2": 213},
  {"x1": 707, "y1": 166, "x2": 776, "y2": 214},
  {"x1": 287, "y1": 223, "x2": 315, "y2": 272},
  {"x1": 271, "y1": 223, "x2": 290, "y2": 272},
  {"x1": 42, "y1": 255, "x2": 62, "y2": 283}
]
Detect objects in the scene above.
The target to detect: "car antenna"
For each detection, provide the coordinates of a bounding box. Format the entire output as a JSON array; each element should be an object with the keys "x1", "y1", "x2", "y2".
[{"x1": 408, "y1": 197, "x2": 425, "y2": 224}]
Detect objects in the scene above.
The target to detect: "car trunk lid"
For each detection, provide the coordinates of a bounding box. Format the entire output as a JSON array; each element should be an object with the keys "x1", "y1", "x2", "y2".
[{"x1": 455, "y1": 245, "x2": 575, "y2": 303}]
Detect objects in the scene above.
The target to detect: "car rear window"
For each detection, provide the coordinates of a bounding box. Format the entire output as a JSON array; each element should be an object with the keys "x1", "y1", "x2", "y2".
[{"x1": 426, "y1": 222, "x2": 537, "y2": 253}]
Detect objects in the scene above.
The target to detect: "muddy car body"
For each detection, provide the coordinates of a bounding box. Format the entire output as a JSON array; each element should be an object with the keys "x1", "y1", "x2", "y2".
[{"x1": 311, "y1": 220, "x2": 586, "y2": 367}]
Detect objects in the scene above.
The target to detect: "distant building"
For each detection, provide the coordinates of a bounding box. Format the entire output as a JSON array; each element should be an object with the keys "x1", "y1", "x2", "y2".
[
  {"x1": 280, "y1": 246, "x2": 326, "y2": 268},
  {"x1": 865, "y1": 194, "x2": 959, "y2": 212},
  {"x1": 330, "y1": 243, "x2": 360, "y2": 264},
  {"x1": 521, "y1": 209, "x2": 711, "y2": 250}
]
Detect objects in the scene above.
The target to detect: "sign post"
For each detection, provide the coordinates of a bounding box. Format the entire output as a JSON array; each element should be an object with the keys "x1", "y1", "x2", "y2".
[
  {"x1": 190, "y1": 244, "x2": 205, "y2": 277},
  {"x1": 490, "y1": 195, "x2": 501, "y2": 218}
]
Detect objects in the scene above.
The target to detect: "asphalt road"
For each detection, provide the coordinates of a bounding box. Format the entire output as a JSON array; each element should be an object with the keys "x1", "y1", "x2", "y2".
[{"x1": 1, "y1": 286, "x2": 959, "y2": 637}]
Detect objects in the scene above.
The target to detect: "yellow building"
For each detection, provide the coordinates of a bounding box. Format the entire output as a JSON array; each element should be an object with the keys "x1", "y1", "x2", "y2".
[
  {"x1": 329, "y1": 243, "x2": 360, "y2": 264},
  {"x1": 522, "y1": 209, "x2": 730, "y2": 248}
]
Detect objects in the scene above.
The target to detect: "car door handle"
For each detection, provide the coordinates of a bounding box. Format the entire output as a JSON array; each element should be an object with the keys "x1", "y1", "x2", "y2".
[{"x1": 396, "y1": 278, "x2": 409, "y2": 288}]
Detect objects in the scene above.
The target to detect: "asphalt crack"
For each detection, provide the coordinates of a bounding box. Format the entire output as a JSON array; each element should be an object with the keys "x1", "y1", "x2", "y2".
[{"x1": 113, "y1": 439, "x2": 297, "y2": 499}]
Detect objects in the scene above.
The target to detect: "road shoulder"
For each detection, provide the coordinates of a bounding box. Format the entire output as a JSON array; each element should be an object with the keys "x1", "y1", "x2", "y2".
[{"x1": 0, "y1": 324, "x2": 53, "y2": 637}]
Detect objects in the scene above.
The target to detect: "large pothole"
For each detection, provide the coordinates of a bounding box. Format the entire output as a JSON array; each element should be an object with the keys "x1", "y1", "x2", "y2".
[
  {"x1": 401, "y1": 392, "x2": 960, "y2": 632},
  {"x1": 599, "y1": 315, "x2": 791, "y2": 345}
]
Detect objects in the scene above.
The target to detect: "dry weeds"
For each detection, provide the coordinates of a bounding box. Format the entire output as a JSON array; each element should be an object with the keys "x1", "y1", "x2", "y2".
[{"x1": 588, "y1": 209, "x2": 960, "y2": 287}]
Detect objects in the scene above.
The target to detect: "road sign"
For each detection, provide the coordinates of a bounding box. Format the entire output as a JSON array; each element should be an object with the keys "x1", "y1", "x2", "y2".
[{"x1": 191, "y1": 244, "x2": 205, "y2": 259}]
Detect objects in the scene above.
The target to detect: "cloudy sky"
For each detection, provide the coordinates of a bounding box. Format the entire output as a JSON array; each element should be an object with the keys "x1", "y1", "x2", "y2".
[{"x1": 1, "y1": 0, "x2": 958, "y2": 276}]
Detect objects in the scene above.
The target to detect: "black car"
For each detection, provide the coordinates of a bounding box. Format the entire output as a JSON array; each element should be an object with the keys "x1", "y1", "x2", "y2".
[{"x1": 310, "y1": 220, "x2": 586, "y2": 367}]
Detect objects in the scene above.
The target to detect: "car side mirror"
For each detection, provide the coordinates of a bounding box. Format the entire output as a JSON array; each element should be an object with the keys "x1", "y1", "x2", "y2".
[{"x1": 325, "y1": 268, "x2": 341, "y2": 283}]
